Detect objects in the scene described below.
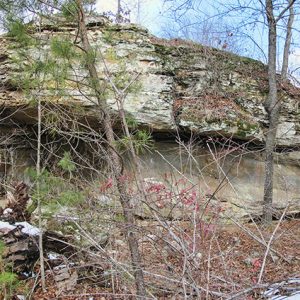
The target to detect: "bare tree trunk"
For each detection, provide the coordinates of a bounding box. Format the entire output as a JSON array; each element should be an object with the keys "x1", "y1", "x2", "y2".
[
  {"x1": 137, "y1": 0, "x2": 141, "y2": 24},
  {"x1": 263, "y1": 0, "x2": 295, "y2": 223},
  {"x1": 116, "y1": 0, "x2": 122, "y2": 23},
  {"x1": 281, "y1": 0, "x2": 294, "y2": 79},
  {"x1": 75, "y1": 0, "x2": 146, "y2": 296},
  {"x1": 263, "y1": 0, "x2": 278, "y2": 224},
  {"x1": 37, "y1": 96, "x2": 46, "y2": 290}
]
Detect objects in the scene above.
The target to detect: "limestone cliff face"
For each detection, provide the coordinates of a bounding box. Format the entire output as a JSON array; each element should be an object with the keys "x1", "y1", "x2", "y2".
[
  {"x1": 0, "y1": 17, "x2": 300, "y2": 146},
  {"x1": 0, "y1": 17, "x2": 300, "y2": 218}
]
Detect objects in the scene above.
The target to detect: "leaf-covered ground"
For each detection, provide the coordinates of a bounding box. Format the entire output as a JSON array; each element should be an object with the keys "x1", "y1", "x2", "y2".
[{"x1": 24, "y1": 219, "x2": 300, "y2": 299}]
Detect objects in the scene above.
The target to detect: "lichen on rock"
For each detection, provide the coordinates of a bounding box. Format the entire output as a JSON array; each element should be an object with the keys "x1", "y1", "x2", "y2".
[{"x1": 1, "y1": 18, "x2": 300, "y2": 146}]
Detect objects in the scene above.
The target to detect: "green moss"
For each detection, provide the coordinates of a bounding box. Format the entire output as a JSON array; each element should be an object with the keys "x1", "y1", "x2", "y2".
[
  {"x1": 104, "y1": 48, "x2": 119, "y2": 62},
  {"x1": 114, "y1": 213, "x2": 125, "y2": 222},
  {"x1": 240, "y1": 56, "x2": 260, "y2": 65},
  {"x1": 102, "y1": 30, "x2": 115, "y2": 44},
  {"x1": 104, "y1": 23, "x2": 147, "y2": 34},
  {"x1": 153, "y1": 44, "x2": 178, "y2": 74},
  {"x1": 154, "y1": 44, "x2": 174, "y2": 56},
  {"x1": 102, "y1": 25, "x2": 146, "y2": 45},
  {"x1": 236, "y1": 120, "x2": 259, "y2": 137}
]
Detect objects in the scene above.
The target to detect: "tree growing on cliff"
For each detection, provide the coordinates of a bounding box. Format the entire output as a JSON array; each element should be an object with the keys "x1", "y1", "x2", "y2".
[
  {"x1": 163, "y1": 0, "x2": 297, "y2": 222},
  {"x1": 260, "y1": 0, "x2": 295, "y2": 223},
  {"x1": 160, "y1": 15, "x2": 243, "y2": 54},
  {"x1": 215, "y1": 0, "x2": 296, "y2": 222},
  {"x1": 219, "y1": 0, "x2": 296, "y2": 222}
]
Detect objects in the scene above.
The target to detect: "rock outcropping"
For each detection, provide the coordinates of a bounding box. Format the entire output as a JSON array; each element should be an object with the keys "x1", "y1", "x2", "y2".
[
  {"x1": 1, "y1": 16, "x2": 300, "y2": 145},
  {"x1": 0, "y1": 17, "x2": 300, "y2": 218}
]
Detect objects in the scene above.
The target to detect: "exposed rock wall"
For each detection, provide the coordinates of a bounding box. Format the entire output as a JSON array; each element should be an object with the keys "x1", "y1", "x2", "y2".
[
  {"x1": 139, "y1": 142, "x2": 300, "y2": 219},
  {"x1": 0, "y1": 17, "x2": 300, "y2": 218},
  {"x1": 0, "y1": 17, "x2": 300, "y2": 146}
]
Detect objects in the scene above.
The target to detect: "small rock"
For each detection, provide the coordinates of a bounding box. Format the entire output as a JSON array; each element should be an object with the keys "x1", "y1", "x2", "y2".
[
  {"x1": 243, "y1": 257, "x2": 252, "y2": 266},
  {"x1": 115, "y1": 239, "x2": 126, "y2": 247},
  {"x1": 54, "y1": 266, "x2": 78, "y2": 294},
  {"x1": 193, "y1": 252, "x2": 202, "y2": 267}
]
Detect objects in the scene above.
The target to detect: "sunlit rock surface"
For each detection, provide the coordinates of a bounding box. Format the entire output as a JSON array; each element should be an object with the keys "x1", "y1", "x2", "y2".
[
  {"x1": 1, "y1": 17, "x2": 300, "y2": 144},
  {"x1": 0, "y1": 17, "x2": 300, "y2": 218}
]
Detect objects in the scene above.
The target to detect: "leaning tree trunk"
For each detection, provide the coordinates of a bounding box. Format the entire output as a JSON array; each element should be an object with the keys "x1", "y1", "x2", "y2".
[
  {"x1": 263, "y1": 0, "x2": 279, "y2": 224},
  {"x1": 75, "y1": 0, "x2": 146, "y2": 297},
  {"x1": 281, "y1": 0, "x2": 294, "y2": 80}
]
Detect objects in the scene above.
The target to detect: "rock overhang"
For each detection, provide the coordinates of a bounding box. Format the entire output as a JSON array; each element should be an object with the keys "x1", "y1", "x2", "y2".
[{"x1": 0, "y1": 16, "x2": 299, "y2": 148}]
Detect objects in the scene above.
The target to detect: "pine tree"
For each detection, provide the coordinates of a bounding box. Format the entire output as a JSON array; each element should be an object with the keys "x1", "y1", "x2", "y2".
[{"x1": 0, "y1": 0, "x2": 147, "y2": 296}]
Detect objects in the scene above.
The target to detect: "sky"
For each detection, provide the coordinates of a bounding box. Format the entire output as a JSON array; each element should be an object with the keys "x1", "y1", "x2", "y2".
[
  {"x1": 95, "y1": 0, "x2": 300, "y2": 80},
  {"x1": 95, "y1": 0, "x2": 164, "y2": 35},
  {"x1": 290, "y1": 49, "x2": 300, "y2": 78}
]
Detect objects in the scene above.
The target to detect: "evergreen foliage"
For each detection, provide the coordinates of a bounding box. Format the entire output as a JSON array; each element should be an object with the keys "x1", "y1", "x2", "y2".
[
  {"x1": 61, "y1": 0, "x2": 78, "y2": 19},
  {"x1": 117, "y1": 129, "x2": 153, "y2": 154},
  {"x1": 26, "y1": 164, "x2": 83, "y2": 215},
  {"x1": 58, "y1": 151, "x2": 76, "y2": 173},
  {"x1": 6, "y1": 18, "x2": 33, "y2": 46},
  {"x1": 51, "y1": 37, "x2": 76, "y2": 60},
  {"x1": 125, "y1": 115, "x2": 139, "y2": 129},
  {"x1": 0, "y1": 241, "x2": 19, "y2": 298}
]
